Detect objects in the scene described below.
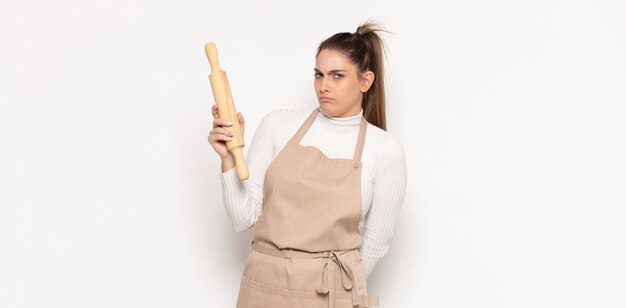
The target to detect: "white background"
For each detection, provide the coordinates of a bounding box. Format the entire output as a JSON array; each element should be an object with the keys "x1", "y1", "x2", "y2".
[{"x1": 1, "y1": 0, "x2": 625, "y2": 307}]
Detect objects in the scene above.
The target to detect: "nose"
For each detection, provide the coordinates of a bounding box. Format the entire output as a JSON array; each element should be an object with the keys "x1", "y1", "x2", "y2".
[{"x1": 319, "y1": 76, "x2": 330, "y2": 93}]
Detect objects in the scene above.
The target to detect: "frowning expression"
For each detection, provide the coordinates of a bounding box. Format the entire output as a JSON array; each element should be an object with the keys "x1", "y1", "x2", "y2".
[{"x1": 314, "y1": 49, "x2": 374, "y2": 117}]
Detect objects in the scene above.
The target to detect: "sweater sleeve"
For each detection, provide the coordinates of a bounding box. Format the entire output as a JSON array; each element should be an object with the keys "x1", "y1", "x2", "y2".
[
  {"x1": 219, "y1": 110, "x2": 277, "y2": 232},
  {"x1": 360, "y1": 136, "x2": 407, "y2": 278}
]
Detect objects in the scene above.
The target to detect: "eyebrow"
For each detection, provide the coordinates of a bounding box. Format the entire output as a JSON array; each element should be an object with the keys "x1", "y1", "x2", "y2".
[{"x1": 313, "y1": 68, "x2": 348, "y2": 74}]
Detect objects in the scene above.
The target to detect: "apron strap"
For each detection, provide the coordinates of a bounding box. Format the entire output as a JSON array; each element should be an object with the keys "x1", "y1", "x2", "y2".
[
  {"x1": 290, "y1": 108, "x2": 319, "y2": 144},
  {"x1": 352, "y1": 115, "x2": 367, "y2": 162},
  {"x1": 290, "y1": 107, "x2": 368, "y2": 164}
]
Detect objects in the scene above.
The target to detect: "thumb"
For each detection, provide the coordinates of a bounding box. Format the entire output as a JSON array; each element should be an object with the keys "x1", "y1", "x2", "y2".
[{"x1": 237, "y1": 112, "x2": 244, "y2": 132}]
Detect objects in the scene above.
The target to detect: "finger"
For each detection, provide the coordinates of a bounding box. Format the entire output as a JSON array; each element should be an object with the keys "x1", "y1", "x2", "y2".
[
  {"x1": 213, "y1": 127, "x2": 235, "y2": 137},
  {"x1": 215, "y1": 133, "x2": 234, "y2": 142},
  {"x1": 209, "y1": 128, "x2": 234, "y2": 142},
  {"x1": 209, "y1": 130, "x2": 234, "y2": 142},
  {"x1": 213, "y1": 117, "x2": 234, "y2": 128},
  {"x1": 211, "y1": 104, "x2": 219, "y2": 119}
]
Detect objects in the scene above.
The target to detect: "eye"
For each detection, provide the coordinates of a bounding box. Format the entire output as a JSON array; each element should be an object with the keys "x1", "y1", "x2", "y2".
[
  {"x1": 313, "y1": 72, "x2": 322, "y2": 78},
  {"x1": 333, "y1": 74, "x2": 345, "y2": 79}
]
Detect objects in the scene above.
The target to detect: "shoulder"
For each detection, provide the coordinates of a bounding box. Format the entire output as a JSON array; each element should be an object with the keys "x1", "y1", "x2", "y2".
[
  {"x1": 261, "y1": 107, "x2": 313, "y2": 124},
  {"x1": 261, "y1": 108, "x2": 313, "y2": 128},
  {"x1": 256, "y1": 108, "x2": 316, "y2": 143},
  {"x1": 365, "y1": 123, "x2": 405, "y2": 160}
]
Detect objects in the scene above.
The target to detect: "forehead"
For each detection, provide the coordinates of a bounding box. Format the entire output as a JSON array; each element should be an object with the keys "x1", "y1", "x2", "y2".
[{"x1": 315, "y1": 49, "x2": 356, "y2": 70}]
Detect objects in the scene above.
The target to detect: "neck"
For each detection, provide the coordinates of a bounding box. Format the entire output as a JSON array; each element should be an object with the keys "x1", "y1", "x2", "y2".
[{"x1": 317, "y1": 107, "x2": 363, "y2": 126}]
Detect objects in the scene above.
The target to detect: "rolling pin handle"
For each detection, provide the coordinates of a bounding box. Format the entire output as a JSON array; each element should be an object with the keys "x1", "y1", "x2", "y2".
[
  {"x1": 231, "y1": 147, "x2": 249, "y2": 180},
  {"x1": 205, "y1": 42, "x2": 221, "y2": 72}
]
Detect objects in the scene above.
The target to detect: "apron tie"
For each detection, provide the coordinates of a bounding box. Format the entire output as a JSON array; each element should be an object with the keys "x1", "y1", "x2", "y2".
[
  {"x1": 250, "y1": 243, "x2": 378, "y2": 307},
  {"x1": 315, "y1": 251, "x2": 360, "y2": 308}
]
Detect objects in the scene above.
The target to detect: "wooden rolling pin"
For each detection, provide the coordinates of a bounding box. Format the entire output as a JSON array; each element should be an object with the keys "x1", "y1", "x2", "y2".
[{"x1": 205, "y1": 42, "x2": 249, "y2": 181}]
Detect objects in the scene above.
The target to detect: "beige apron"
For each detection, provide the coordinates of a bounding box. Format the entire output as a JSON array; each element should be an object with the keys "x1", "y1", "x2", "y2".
[{"x1": 236, "y1": 108, "x2": 379, "y2": 308}]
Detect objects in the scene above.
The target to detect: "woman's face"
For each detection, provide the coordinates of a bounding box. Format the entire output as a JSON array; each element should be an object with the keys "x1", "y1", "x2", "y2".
[{"x1": 314, "y1": 49, "x2": 374, "y2": 117}]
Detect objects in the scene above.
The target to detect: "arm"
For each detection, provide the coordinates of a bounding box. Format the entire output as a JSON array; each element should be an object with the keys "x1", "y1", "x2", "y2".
[
  {"x1": 360, "y1": 136, "x2": 407, "y2": 278},
  {"x1": 219, "y1": 110, "x2": 277, "y2": 232}
]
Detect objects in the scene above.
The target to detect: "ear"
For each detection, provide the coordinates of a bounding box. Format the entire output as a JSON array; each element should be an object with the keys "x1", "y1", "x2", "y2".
[{"x1": 360, "y1": 70, "x2": 375, "y2": 92}]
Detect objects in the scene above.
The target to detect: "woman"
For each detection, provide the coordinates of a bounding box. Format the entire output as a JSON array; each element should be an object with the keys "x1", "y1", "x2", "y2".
[{"x1": 208, "y1": 21, "x2": 407, "y2": 308}]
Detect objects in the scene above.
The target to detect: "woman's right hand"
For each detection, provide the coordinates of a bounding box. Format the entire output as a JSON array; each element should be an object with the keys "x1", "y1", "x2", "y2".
[{"x1": 208, "y1": 103, "x2": 245, "y2": 159}]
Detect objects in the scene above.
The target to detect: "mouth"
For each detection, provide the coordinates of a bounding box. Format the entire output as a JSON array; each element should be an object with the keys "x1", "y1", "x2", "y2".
[{"x1": 319, "y1": 96, "x2": 334, "y2": 102}]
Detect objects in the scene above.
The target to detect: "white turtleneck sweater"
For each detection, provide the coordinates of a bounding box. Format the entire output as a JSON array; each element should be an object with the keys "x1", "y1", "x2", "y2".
[{"x1": 219, "y1": 107, "x2": 407, "y2": 278}]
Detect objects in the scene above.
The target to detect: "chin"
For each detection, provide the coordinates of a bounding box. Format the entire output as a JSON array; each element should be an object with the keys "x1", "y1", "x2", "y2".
[{"x1": 318, "y1": 103, "x2": 336, "y2": 115}]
